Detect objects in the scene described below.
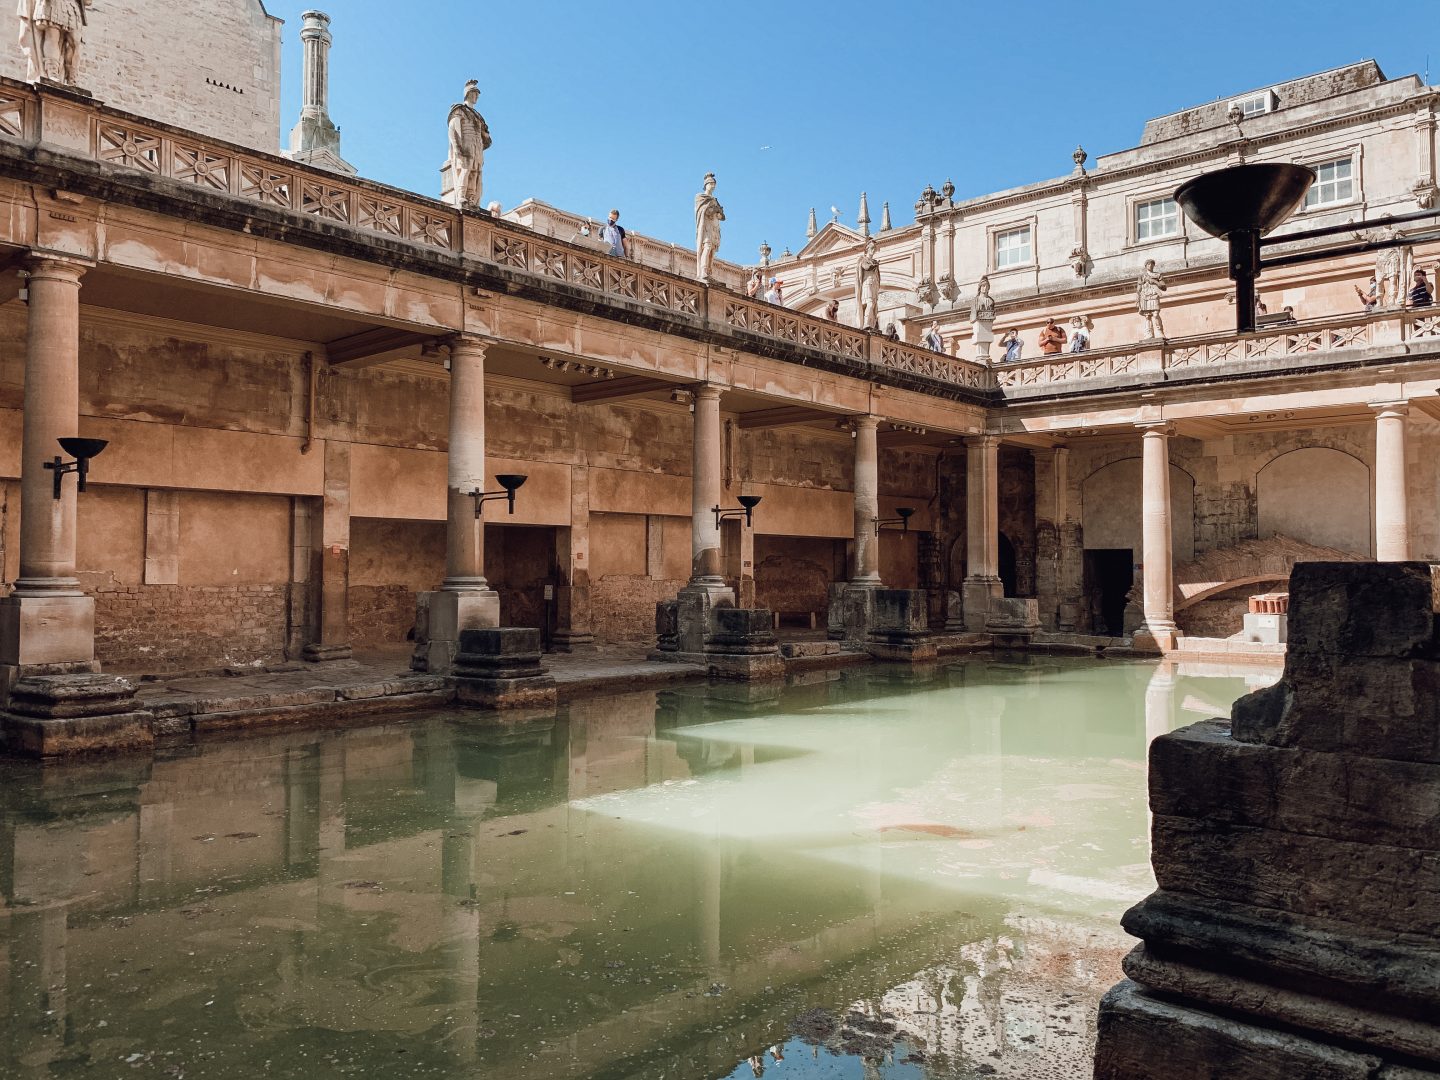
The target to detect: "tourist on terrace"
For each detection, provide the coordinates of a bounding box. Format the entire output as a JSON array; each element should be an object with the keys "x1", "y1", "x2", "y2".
[
  {"x1": 883, "y1": 322, "x2": 900, "y2": 341},
  {"x1": 1355, "y1": 277, "x2": 1378, "y2": 312},
  {"x1": 600, "y1": 209, "x2": 629, "y2": 259},
  {"x1": 923, "y1": 325, "x2": 944, "y2": 352},
  {"x1": 1000, "y1": 329, "x2": 1022, "y2": 362},
  {"x1": 764, "y1": 277, "x2": 784, "y2": 304},
  {"x1": 824, "y1": 298, "x2": 840, "y2": 320},
  {"x1": 746, "y1": 270, "x2": 762, "y2": 298},
  {"x1": 1069, "y1": 316, "x2": 1090, "y2": 353},
  {"x1": 1038, "y1": 317, "x2": 1066, "y2": 354},
  {"x1": 1410, "y1": 269, "x2": 1433, "y2": 308}
]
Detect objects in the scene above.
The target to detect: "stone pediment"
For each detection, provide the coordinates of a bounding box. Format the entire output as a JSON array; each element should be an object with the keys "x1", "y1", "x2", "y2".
[{"x1": 796, "y1": 222, "x2": 866, "y2": 259}]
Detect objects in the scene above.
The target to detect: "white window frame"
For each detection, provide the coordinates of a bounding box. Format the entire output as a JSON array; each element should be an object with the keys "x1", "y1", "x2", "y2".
[
  {"x1": 1302, "y1": 154, "x2": 1359, "y2": 211},
  {"x1": 991, "y1": 224, "x2": 1034, "y2": 272},
  {"x1": 1231, "y1": 90, "x2": 1275, "y2": 118},
  {"x1": 1133, "y1": 195, "x2": 1182, "y2": 244}
]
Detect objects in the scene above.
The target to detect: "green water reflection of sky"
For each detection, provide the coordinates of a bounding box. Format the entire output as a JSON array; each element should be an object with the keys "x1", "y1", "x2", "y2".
[{"x1": 0, "y1": 656, "x2": 1274, "y2": 1080}]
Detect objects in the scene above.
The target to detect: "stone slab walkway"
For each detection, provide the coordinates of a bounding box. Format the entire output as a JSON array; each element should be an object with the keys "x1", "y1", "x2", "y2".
[{"x1": 124, "y1": 643, "x2": 710, "y2": 739}]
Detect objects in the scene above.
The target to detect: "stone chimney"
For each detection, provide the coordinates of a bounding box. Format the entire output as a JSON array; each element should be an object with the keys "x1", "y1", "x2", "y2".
[{"x1": 288, "y1": 11, "x2": 357, "y2": 176}]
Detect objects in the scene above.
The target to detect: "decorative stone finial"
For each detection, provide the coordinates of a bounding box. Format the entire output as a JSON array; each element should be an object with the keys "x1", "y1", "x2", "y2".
[
  {"x1": 858, "y1": 191, "x2": 871, "y2": 236},
  {"x1": 941, "y1": 178, "x2": 955, "y2": 201},
  {"x1": 1073, "y1": 145, "x2": 1088, "y2": 171},
  {"x1": 288, "y1": 10, "x2": 357, "y2": 176},
  {"x1": 880, "y1": 202, "x2": 892, "y2": 231},
  {"x1": 758, "y1": 241, "x2": 771, "y2": 267},
  {"x1": 806, "y1": 207, "x2": 818, "y2": 239}
]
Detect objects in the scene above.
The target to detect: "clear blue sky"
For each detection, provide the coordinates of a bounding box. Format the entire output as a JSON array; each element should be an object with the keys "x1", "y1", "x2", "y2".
[{"x1": 273, "y1": 1, "x2": 1428, "y2": 261}]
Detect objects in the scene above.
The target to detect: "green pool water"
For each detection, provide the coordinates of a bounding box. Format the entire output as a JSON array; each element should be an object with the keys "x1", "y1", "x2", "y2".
[{"x1": 0, "y1": 655, "x2": 1273, "y2": 1080}]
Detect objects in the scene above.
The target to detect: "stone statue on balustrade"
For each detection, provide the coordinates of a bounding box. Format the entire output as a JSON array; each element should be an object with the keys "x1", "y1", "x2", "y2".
[
  {"x1": 968, "y1": 275, "x2": 997, "y2": 361},
  {"x1": 446, "y1": 80, "x2": 492, "y2": 211},
  {"x1": 855, "y1": 239, "x2": 881, "y2": 330},
  {"x1": 694, "y1": 173, "x2": 725, "y2": 282},
  {"x1": 18, "y1": 0, "x2": 89, "y2": 86},
  {"x1": 1352, "y1": 223, "x2": 1410, "y2": 308},
  {"x1": 1137, "y1": 258, "x2": 1168, "y2": 339}
]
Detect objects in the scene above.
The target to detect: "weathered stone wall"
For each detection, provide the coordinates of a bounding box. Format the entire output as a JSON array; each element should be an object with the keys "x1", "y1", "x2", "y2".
[
  {"x1": 93, "y1": 582, "x2": 291, "y2": 673},
  {"x1": 0, "y1": 0, "x2": 283, "y2": 152},
  {"x1": 754, "y1": 536, "x2": 843, "y2": 621}
]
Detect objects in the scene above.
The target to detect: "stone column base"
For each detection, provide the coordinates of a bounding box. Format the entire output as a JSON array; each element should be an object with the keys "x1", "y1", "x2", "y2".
[
  {"x1": 550, "y1": 630, "x2": 596, "y2": 653},
  {"x1": 1, "y1": 594, "x2": 98, "y2": 703},
  {"x1": 675, "y1": 582, "x2": 735, "y2": 655},
  {"x1": 1132, "y1": 622, "x2": 1180, "y2": 653},
  {"x1": 412, "y1": 589, "x2": 500, "y2": 674},
  {"x1": 865, "y1": 589, "x2": 937, "y2": 662},
  {"x1": 452, "y1": 627, "x2": 556, "y2": 710},
  {"x1": 705, "y1": 607, "x2": 784, "y2": 680},
  {"x1": 302, "y1": 642, "x2": 354, "y2": 663},
  {"x1": 0, "y1": 673, "x2": 153, "y2": 757},
  {"x1": 962, "y1": 578, "x2": 1003, "y2": 632},
  {"x1": 825, "y1": 583, "x2": 879, "y2": 647}
]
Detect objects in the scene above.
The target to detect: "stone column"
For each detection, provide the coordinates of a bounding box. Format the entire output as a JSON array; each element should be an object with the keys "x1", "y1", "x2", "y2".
[
  {"x1": 962, "y1": 435, "x2": 1002, "y2": 631},
  {"x1": 304, "y1": 440, "x2": 352, "y2": 661},
  {"x1": 675, "y1": 384, "x2": 734, "y2": 654},
  {"x1": 851, "y1": 415, "x2": 882, "y2": 587},
  {"x1": 1373, "y1": 403, "x2": 1410, "y2": 562},
  {"x1": 1, "y1": 254, "x2": 97, "y2": 699},
  {"x1": 1136, "y1": 422, "x2": 1179, "y2": 652},
  {"x1": 552, "y1": 464, "x2": 594, "y2": 651},
  {"x1": 689, "y1": 384, "x2": 726, "y2": 588},
  {"x1": 413, "y1": 336, "x2": 499, "y2": 673}
]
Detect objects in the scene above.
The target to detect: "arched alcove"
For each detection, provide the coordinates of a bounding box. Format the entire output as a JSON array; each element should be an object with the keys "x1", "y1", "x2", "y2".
[
  {"x1": 1080, "y1": 458, "x2": 1196, "y2": 562},
  {"x1": 1257, "y1": 447, "x2": 1371, "y2": 556}
]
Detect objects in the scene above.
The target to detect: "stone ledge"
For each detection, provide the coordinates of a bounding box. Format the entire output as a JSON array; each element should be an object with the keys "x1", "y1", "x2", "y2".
[{"x1": 1095, "y1": 979, "x2": 1387, "y2": 1080}]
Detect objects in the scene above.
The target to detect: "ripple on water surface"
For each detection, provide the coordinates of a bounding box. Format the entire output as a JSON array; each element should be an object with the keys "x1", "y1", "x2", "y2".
[{"x1": 0, "y1": 655, "x2": 1272, "y2": 1079}]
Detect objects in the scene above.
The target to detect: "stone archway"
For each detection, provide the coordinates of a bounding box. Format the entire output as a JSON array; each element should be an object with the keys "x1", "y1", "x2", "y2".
[{"x1": 1257, "y1": 447, "x2": 1371, "y2": 556}]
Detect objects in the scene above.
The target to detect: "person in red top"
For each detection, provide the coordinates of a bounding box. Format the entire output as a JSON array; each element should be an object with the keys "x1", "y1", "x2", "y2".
[{"x1": 1038, "y1": 317, "x2": 1067, "y2": 354}]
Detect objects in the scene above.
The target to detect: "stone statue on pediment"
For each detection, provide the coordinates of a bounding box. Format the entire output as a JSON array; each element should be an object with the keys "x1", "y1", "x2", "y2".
[
  {"x1": 855, "y1": 239, "x2": 881, "y2": 330},
  {"x1": 1138, "y1": 258, "x2": 1168, "y2": 339},
  {"x1": 694, "y1": 172, "x2": 724, "y2": 282},
  {"x1": 968, "y1": 275, "x2": 996, "y2": 361},
  {"x1": 446, "y1": 80, "x2": 492, "y2": 211},
  {"x1": 18, "y1": 0, "x2": 89, "y2": 86},
  {"x1": 1352, "y1": 223, "x2": 1408, "y2": 308}
]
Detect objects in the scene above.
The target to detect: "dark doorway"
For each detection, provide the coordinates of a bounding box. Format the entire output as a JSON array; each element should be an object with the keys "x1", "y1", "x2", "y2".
[
  {"x1": 998, "y1": 533, "x2": 1018, "y2": 598},
  {"x1": 1085, "y1": 549, "x2": 1133, "y2": 636}
]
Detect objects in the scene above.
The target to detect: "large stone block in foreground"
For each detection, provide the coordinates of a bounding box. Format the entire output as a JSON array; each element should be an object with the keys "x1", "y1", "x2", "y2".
[{"x1": 1095, "y1": 562, "x2": 1440, "y2": 1079}]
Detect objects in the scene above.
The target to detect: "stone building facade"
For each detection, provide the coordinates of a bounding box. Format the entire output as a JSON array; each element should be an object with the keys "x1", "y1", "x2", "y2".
[{"x1": 0, "y1": 3, "x2": 1438, "y2": 691}]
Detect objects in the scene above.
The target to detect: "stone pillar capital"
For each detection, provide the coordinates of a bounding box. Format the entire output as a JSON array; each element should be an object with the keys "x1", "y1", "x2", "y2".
[
  {"x1": 692, "y1": 383, "x2": 724, "y2": 403},
  {"x1": 852, "y1": 414, "x2": 880, "y2": 432},
  {"x1": 964, "y1": 433, "x2": 1000, "y2": 450},
  {"x1": 1370, "y1": 400, "x2": 1410, "y2": 419},
  {"x1": 446, "y1": 334, "x2": 491, "y2": 359},
  {"x1": 22, "y1": 251, "x2": 90, "y2": 284},
  {"x1": 1136, "y1": 420, "x2": 1173, "y2": 436}
]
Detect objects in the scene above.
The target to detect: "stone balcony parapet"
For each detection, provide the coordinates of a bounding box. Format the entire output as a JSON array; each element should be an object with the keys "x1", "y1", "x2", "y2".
[{"x1": 1, "y1": 75, "x2": 1437, "y2": 410}]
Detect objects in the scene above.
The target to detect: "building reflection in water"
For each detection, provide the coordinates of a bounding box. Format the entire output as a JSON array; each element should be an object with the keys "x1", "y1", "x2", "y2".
[{"x1": 0, "y1": 658, "x2": 1270, "y2": 1079}]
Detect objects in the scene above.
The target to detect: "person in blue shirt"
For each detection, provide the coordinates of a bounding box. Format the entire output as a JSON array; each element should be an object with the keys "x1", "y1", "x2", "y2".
[
  {"x1": 600, "y1": 209, "x2": 629, "y2": 259},
  {"x1": 1001, "y1": 329, "x2": 1023, "y2": 362}
]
